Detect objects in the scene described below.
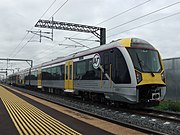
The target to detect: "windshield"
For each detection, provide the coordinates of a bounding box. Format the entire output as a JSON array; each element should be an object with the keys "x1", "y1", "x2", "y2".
[{"x1": 127, "y1": 48, "x2": 162, "y2": 73}]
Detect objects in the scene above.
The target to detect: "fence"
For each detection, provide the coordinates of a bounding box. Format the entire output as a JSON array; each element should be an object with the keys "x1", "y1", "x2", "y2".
[{"x1": 163, "y1": 57, "x2": 180, "y2": 102}]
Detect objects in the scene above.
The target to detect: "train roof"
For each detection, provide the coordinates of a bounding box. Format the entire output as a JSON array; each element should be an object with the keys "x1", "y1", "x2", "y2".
[
  {"x1": 36, "y1": 40, "x2": 120, "y2": 69},
  {"x1": 10, "y1": 38, "x2": 156, "y2": 73},
  {"x1": 116, "y1": 38, "x2": 155, "y2": 49},
  {"x1": 34, "y1": 38, "x2": 154, "y2": 69}
]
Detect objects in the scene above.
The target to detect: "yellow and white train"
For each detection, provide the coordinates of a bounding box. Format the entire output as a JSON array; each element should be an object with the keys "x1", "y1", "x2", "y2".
[{"x1": 7, "y1": 38, "x2": 166, "y2": 107}]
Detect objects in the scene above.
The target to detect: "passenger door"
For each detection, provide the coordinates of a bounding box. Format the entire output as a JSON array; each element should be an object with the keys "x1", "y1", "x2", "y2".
[
  {"x1": 65, "y1": 60, "x2": 73, "y2": 91},
  {"x1": 37, "y1": 67, "x2": 42, "y2": 88}
]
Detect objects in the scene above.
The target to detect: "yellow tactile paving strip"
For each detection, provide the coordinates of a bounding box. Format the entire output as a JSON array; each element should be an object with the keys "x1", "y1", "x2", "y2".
[{"x1": 0, "y1": 86, "x2": 82, "y2": 135}]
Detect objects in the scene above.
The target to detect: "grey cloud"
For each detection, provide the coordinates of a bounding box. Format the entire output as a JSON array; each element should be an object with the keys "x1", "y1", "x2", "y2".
[{"x1": 0, "y1": 0, "x2": 180, "y2": 71}]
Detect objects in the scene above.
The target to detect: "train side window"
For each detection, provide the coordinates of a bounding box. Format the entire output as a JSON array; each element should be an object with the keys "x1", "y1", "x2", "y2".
[
  {"x1": 61, "y1": 65, "x2": 65, "y2": 80},
  {"x1": 32, "y1": 71, "x2": 36, "y2": 80},
  {"x1": 74, "y1": 63, "x2": 77, "y2": 79},
  {"x1": 88, "y1": 59, "x2": 93, "y2": 71},
  {"x1": 74, "y1": 58, "x2": 100, "y2": 80},
  {"x1": 47, "y1": 68, "x2": 52, "y2": 80},
  {"x1": 51, "y1": 67, "x2": 57, "y2": 80},
  {"x1": 42, "y1": 69, "x2": 47, "y2": 80},
  {"x1": 56, "y1": 66, "x2": 61, "y2": 80},
  {"x1": 75, "y1": 61, "x2": 86, "y2": 80},
  {"x1": 35, "y1": 70, "x2": 38, "y2": 80},
  {"x1": 31, "y1": 71, "x2": 33, "y2": 80},
  {"x1": 66, "y1": 65, "x2": 68, "y2": 80},
  {"x1": 81, "y1": 59, "x2": 94, "y2": 80},
  {"x1": 69, "y1": 65, "x2": 72, "y2": 80}
]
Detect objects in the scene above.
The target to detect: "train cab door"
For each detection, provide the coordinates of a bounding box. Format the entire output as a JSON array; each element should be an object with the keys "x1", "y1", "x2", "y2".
[{"x1": 64, "y1": 60, "x2": 74, "y2": 92}]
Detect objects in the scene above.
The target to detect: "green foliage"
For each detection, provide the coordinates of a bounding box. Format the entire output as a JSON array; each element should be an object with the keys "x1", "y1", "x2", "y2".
[{"x1": 155, "y1": 100, "x2": 180, "y2": 112}]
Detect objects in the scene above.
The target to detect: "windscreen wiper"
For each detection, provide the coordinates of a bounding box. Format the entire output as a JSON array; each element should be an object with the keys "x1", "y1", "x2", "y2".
[{"x1": 136, "y1": 53, "x2": 143, "y2": 71}]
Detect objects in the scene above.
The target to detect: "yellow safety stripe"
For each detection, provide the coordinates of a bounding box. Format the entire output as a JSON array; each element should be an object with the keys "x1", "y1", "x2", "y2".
[
  {"x1": 18, "y1": 103, "x2": 73, "y2": 135},
  {"x1": 14, "y1": 94, "x2": 79, "y2": 134},
  {"x1": 7, "y1": 100, "x2": 51, "y2": 134},
  {"x1": 2, "y1": 99, "x2": 29, "y2": 135},
  {"x1": 2, "y1": 99, "x2": 24, "y2": 135},
  {"x1": 4, "y1": 100, "x2": 35, "y2": 135},
  {"x1": 0, "y1": 86, "x2": 82, "y2": 135}
]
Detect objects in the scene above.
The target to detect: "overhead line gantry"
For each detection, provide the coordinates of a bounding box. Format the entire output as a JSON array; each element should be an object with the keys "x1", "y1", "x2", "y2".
[
  {"x1": 0, "y1": 58, "x2": 33, "y2": 68},
  {"x1": 35, "y1": 18, "x2": 106, "y2": 45},
  {"x1": 0, "y1": 58, "x2": 33, "y2": 77}
]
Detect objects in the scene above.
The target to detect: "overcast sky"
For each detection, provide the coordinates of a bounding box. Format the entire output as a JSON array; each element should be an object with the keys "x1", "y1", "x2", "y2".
[{"x1": 0, "y1": 0, "x2": 180, "y2": 75}]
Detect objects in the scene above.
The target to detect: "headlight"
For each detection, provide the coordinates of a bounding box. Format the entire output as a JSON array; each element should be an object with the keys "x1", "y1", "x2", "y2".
[
  {"x1": 161, "y1": 71, "x2": 166, "y2": 83},
  {"x1": 135, "y1": 71, "x2": 142, "y2": 84}
]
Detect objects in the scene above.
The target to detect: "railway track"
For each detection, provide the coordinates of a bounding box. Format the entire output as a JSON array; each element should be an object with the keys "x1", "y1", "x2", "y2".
[
  {"x1": 134, "y1": 108, "x2": 180, "y2": 123},
  {"x1": 2, "y1": 84, "x2": 180, "y2": 135}
]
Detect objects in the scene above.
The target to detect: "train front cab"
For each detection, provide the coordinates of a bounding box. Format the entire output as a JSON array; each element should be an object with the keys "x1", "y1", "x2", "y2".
[{"x1": 120, "y1": 38, "x2": 166, "y2": 106}]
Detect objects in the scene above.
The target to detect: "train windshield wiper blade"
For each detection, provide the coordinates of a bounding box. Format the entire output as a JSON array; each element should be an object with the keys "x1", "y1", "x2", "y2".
[{"x1": 136, "y1": 53, "x2": 143, "y2": 71}]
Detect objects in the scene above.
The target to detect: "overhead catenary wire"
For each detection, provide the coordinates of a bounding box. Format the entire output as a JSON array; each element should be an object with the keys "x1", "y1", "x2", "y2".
[
  {"x1": 12, "y1": 36, "x2": 35, "y2": 57},
  {"x1": 96, "y1": 0, "x2": 152, "y2": 26},
  {"x1": 83, "y1": 1, "x2": 180, "y2": 47},
  {"x1": 41, "y1": 0, "x2": 57, "y2": 19},
  {"x1": 49, "y1": 0, "x2": 69, "y2": 19},
  {"x1": 9, "y1": 0, "x2": 57, "y2": 58},
  {"x1": 27, "y1": 0, "x2": 70, "y2": 60},
  {"x1": 11, "y1": 1, "x2": 180, "y2": 66},
  {"x1": 36, "y1": 10, "x2": 180, "y2": 64},
  {"x1": 66, "y1": 0, "x2": 152, "y2": 41},
  {"x1": 11, "y1": 0, "x2": 69, "y2": 58},
  {"x1": 35, "y1": 46, "x2": 80, "y2": 65},
  {"x1": 29, "y1": 39, "x2": 67, "y2": 60},
  {"x1": 18, "y1": 0, "x2": 156, "y2": 66},
  {"x1": 85, "y1": 1, "x2": 180, "y2": 43},
  {"x1": 107, "y1": 1, "x2": 180, "y2": 32},
  {"x1": 107, "y1": 11, "x2": 180, "y2": 38},
  {"x1": 30, "y1": 0, "x2": 152, "y2": 61},
  {"x1": 5, "y1": 0, "x2": 64, "y2": 72},
  {"x1": 9, "y1": 0, "x2": 57, "y2": 57},
  {"x1": 9, "y1": 33, "x2": 29, "y2": 57}
]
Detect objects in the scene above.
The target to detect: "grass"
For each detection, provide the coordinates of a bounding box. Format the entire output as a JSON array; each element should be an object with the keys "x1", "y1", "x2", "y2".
[{"x1": 155, "y1": 100, "x2": 180, "y2": 112}]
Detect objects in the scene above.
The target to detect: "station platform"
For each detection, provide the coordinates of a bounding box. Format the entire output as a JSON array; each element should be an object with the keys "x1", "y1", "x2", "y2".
[{"x1": 0, "y1": 86, "x2": 114, "y2": 135}]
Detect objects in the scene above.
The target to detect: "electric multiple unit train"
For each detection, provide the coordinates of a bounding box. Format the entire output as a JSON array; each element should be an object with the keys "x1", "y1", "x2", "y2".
[{"x1": 7, "y1": 38, "x2": 166, "y2": 107}]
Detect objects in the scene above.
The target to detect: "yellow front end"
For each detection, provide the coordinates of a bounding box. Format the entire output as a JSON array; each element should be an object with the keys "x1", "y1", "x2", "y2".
[
  {"x1": 138, "y1": 72, "x2": 165, "y2": 86},
  {"x1": 138, "y1": 52, "x2": 166, "y2": 86},
  {"x1": 119, "y1": 37, "x2": 166, "y2": 106},
  {"x1": 134, "y1": 59, "x2": 166, "y2": 106}
]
